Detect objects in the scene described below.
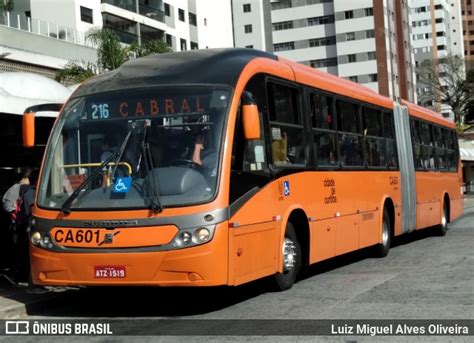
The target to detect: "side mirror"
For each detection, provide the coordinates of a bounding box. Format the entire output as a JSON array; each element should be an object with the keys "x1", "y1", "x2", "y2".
[
  {"x1": 23, "y1": 112, "x2": 35, "y2": 148},
  {"x1": 22, "y1": 103, "x2": 63, "y2": 148},
  {"x1": 242, "y1": 92, "x2": 260, "y2": 140}
]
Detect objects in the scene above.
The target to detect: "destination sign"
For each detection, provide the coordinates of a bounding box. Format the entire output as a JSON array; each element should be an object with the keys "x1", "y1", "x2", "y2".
[{"x1": 82, "y1": 93, "x2": 212, "y2": 121}]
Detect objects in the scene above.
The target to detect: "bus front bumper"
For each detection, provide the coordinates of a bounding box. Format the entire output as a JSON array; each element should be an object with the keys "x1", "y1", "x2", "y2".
[{"x1": 30, "y1": 223, "x2": 229, "y2": 287}]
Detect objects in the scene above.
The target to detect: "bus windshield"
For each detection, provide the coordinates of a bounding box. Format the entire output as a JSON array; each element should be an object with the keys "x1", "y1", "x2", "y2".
[{"x1": 37, "y1": 86, "x2": 230, "y2": 211}]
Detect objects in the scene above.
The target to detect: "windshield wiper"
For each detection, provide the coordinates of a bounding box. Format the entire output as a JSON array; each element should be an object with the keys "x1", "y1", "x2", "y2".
[
  {"x1": 140, "y1": 120, "x2": 163, "y2": 213},
  {"x1": 61, "y1": 123, "x2": 136, "y2": 214},
  {"x1": 61, "y1": 151, "x2": 118, "y2": 214}
]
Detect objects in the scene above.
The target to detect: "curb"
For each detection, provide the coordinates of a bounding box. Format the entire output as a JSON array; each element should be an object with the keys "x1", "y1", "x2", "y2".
[{"x1": 0, "y1": 291, "x2": 68, "y2": 319}]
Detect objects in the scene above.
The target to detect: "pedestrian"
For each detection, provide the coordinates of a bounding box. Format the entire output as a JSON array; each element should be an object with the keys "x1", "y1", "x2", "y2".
[
  {"x1": 15, "y1": 172, "x2": 37, "y2": 283},
  {"x1": 1, "y1": 167, "x2": 32, "y2": 279},
  {"x1": 2, "y1": 167, "x2": 32, "y2": 217},
  {"x1": 16, "y1": 171, "x2": 48, "y2": 294}
]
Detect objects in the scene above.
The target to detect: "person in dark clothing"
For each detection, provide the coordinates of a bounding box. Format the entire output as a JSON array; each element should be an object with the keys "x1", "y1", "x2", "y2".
[
  {"x1": 1, "y1": 168, "x2": 32, "y2": 282},
  {"x1": 15, "y1": 171, "x2": 48, "y2": 293},
  {"x1": 13, "y1": 172, "x2": 37, "y2": 283}
]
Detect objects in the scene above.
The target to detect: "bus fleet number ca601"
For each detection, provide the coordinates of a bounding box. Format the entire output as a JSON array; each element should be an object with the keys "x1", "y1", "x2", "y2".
[{"x1": 53, "y1": 228, "x2": 101, "y2": 245}]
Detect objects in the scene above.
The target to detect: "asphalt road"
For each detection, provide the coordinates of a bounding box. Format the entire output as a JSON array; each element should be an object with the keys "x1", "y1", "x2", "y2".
[{"x1": 6, "y1": 207, "x2": 473, "y2": 341}]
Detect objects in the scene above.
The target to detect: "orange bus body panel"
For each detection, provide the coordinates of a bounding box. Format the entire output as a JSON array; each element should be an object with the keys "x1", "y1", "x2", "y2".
[
  {"x1": 228, "y1": 171, "x2": 401, "y2": 283},
  {"x1": 31, "y1": 222, "x2": 229, "y2": 286}
]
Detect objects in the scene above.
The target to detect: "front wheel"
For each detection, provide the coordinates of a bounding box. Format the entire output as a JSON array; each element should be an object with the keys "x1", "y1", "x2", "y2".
[
  {"x1": 273, "y1": 222, "x2": 301, "y2": 291},
  {"x1": 374, "y1": 208, "x2": 391, "y2": 258}
]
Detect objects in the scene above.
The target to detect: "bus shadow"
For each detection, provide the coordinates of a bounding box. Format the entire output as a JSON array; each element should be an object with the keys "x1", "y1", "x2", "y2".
[
  {"x1": 22, "y1": 279, "x2": 271, "y2": 318},
  {"x1": 297, "y1": 225, "x2": 445, "y2": 282},
  {"x1": 297, "y1": 248, "x2": 373, "y2": 283}
]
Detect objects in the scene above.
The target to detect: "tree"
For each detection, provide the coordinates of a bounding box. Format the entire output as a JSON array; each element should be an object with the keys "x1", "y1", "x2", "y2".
[
  {"x1": 55, "y1": 28, "x2": 172, "y2": 83},
  {"x1": 132, "y1": 39, "x2": 172, "y2": 57},
  {"x1": 86, "y1": 28, "x2": 129, "y2": 71},
  {"x1": 54, "y1": 61, "x2": 95, "y2": 84},
  {"x1": 417, "y1": 54, "x2": 474, "y2": 126}
]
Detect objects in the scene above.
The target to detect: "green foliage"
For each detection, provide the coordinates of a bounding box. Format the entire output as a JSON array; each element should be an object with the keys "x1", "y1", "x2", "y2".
[
  {"x1": 86, "y1": 28, "x2": 128, "y2": 72},
  {"x1": 132, "y1": 40, "x2": 172, "y2": 57},
  {"x1": 54, "y1": 61, "x2": 95, "y2": 84},
  {"x1": 456, "y1": 122, "x2": 470, "y2": 135},
  {"x1": 56, "y1": 28, "x2": 173, "y2": 85}
]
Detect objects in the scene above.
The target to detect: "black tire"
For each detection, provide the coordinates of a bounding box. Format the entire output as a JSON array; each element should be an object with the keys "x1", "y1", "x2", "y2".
[
  {"x1": 374, "y1": 208, "x2": 391, "y2": 258},
  {"x1": 435, "y1": 202, "x2": 448, "y2": 236},
  {"x1": 273, "y1": 222, "x2": 301, "y2": 291}
]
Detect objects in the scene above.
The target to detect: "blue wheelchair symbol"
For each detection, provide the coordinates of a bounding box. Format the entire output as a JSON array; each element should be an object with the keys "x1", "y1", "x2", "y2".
[
  {"x1": 113, "y1": 177, "x2": 132, "y2": 193},
  {"x1": 283, "y1": 180, "x2": 290, "y2": 196}
]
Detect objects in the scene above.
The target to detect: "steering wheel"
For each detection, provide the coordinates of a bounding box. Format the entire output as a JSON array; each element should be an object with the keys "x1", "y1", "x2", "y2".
[{"x1": 170, "y1": 159, "x2": 202, "y2": 169}]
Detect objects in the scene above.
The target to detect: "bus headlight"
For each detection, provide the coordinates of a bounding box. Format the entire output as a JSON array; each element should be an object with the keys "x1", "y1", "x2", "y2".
[
  {"x1": 40, "y1": 235, "x2": 53, "y2": 249},
  {"x1": 31, "y1": 232, "x2": 54, "y2": 249},
  {"x1": 172, "y1": 226, "x2": 215, "y2": 249},
  {"x1": 31, "y1": 232, "x2": 41, "y2": 245},
  {"x1": 194, "y1": 228, "x2": 210, "y2": 243},
  {"x1": 174, "y1": 231, "x2": 192, "y2": 247}
]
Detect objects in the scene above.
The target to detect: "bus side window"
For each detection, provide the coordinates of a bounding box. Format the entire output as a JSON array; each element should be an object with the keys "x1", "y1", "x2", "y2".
[
  {"x1": 363, "y1": 106, "x2": 385, "y2": 168},
  {"x1": 433, "y1": 126, "x2": 446, "y2": 170},
  {"x1": 267, "y1": 82, "x2": 306, "y2": 167},
  {"x1": 336, "y1": 100, "x2": 363, "y2": 167},
  {"x1": 421, "y1": 122, "x2": 435, "y2": 169},
  {"x1": 310, "y1": 92, "x2": 337, "y2": 166},
  {"x1": 445, "y1": 129, "x2": 457, "y2": 172},
  {"x1": 383, "y1": 111, "x2": 397, "y2": 168},
  {"x1": 411, "y1": 119, "x2": 423, "y2": 170}
]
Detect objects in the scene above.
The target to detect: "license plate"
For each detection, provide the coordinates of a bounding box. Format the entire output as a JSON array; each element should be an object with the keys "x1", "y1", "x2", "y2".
[{"x1": 94, "y1": 266, "x2": 126, "y2": 278}]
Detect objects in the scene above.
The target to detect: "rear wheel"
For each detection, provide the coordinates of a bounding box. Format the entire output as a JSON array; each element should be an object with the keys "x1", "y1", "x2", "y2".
[
  {"x1": 374, "y1": 208, "x2": 391, "y2": 258},
  {"x1": 435, "y1": 202, "x2": 448, "y2": 236},
  {"x1": 273, "y1": 222, "x2": 301, "y2": 291}
]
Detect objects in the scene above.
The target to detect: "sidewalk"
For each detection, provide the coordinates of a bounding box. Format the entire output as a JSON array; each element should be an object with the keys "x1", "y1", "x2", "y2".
[
  {"x1": 1, "y1": 197, "x2": 473, "y2": 320},
  {"x1": 0, "y1": 276, "x2": 70, "y2": 319},
  {"x1": 464, "y1": 194, "x2": 474, "y2": 209}
]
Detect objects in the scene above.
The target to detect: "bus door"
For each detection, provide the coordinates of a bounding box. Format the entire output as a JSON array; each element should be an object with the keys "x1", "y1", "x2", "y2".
[{"x1": 228, "y1": 80, "x2": 277, "y2": 285}]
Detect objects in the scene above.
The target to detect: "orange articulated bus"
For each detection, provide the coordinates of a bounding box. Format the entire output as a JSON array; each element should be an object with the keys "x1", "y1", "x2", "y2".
[{"x1": 23, "y1": 49, "x2": 463, "y2": 290}]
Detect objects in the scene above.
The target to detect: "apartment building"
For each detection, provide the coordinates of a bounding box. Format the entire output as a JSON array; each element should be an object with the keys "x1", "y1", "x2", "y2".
[
  {"x1": 232, "y1": 0, "x2": 273, "y2": 51},
  {"x1": 411, "y1": 0, "x2": 465, "y2": 116},
  {"x1": 233, "y1": 0, "x2": 417, "y2": 102},
  {"x1": 462, "y1": 0, "x2": 474, "y2": 71},
  {"x1": 0, "y1": 0, "x2": 233, "y2": 79}
]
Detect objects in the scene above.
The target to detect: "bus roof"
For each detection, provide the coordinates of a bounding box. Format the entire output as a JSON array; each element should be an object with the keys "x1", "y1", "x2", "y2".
[
  {"x1": 73, "y1": 48, "x2": 277, "y2": 97},
  {"x1": 280, "y1": 57, "x2": 394, "y2": 110},
  {"x1": 73, "y1": 48, "x2": 455, "y2": 129},
  {"x1": 400, "y1": 99, "x2": 455, "y2": 129}
]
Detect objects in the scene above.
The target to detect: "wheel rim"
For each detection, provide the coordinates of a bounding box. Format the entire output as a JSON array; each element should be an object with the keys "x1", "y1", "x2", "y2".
[
  {"x1": 441, "y1": 205, "x2": 447, "y2": 229},
  {"x1": 382, "y1": 219, "x2": 389, "y2": 247},
  {"x1": 282, "y1": 237, "x2": 297, "y2": 273}
]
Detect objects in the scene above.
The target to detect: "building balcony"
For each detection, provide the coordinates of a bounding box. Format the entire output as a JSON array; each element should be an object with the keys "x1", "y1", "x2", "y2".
[
  {"x1": 102, "y1": 13, "x2": 138, "y2": 44},
  {"x1": 140, "y1": 24, "x2": 164, "y2": 43},
  {"x1": 101, "y1": 0, "x2": 165, "y2": 23},
  {"x1": 138, "y1": 3, "x2": 165, "y2": 23},
  {"x1": 101, "y1": 0, "x2": 135, "y2": 13},
  {"x1": 107, "y1": 27, "x2": 139, "y2": 44},
  {"x1": 0, "y1": 10, "x2": 92, "y2": 47}
]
